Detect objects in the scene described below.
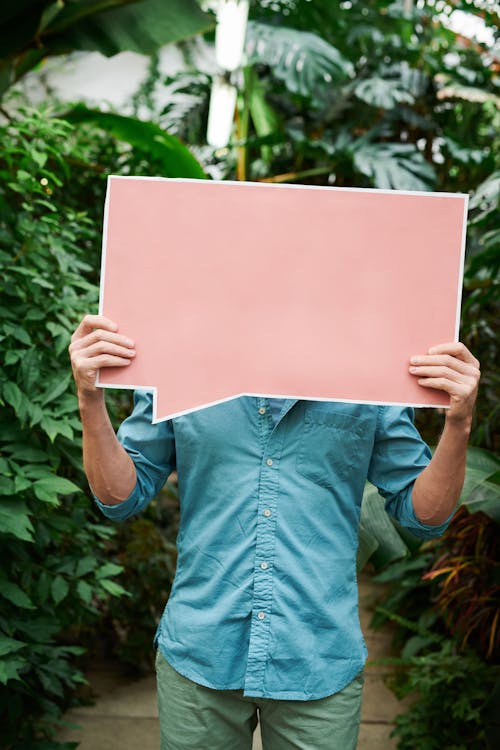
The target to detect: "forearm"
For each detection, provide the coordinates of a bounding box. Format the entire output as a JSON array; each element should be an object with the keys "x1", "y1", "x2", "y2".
[
  {"x1": 412, "y1": 415, "x2": 471, "y2": 525},
  {"x1": 79, "y1": 390, "x2": 137, "y2": 506}
]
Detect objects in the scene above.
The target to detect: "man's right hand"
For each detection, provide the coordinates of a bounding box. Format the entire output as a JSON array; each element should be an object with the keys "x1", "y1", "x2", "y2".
[{"x1": 69, "y1": 314, "x2": 136, "y2": 397}]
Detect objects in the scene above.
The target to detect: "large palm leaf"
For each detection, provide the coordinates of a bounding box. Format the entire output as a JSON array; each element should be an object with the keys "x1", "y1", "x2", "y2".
[
  {"x1": 0, "y1": 0, "x2": 214, "y2": 98},
  {"x1": 64, "y1": 106, "x2": 207, "y2": 179},
  {"x1": 358, "y1": 446, "x2": 500, "y2": 571},
  {"x1": 246, "y1": 21, "x2": 354, "y2": 106}
]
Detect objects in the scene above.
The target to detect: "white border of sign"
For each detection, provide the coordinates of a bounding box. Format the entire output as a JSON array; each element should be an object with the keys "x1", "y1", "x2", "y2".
[{"x1": 97, "y1": 176, "x2": 468, "y2": 423}]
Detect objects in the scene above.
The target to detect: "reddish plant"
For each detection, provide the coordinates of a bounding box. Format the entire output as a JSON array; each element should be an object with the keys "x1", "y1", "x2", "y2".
[{"x1": 422, "y1": 506, "x2": 500, "y2": 660}]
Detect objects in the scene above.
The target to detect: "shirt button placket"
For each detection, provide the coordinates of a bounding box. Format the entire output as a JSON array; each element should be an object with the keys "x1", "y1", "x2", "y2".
[{"x1": 244, "y1": 413, "x2": 283, "y2": 697}]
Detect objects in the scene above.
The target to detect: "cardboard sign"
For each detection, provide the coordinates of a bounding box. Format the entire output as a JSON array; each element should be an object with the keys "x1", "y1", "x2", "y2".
[{"x1": 98, "y1": 177, "x2": 467, "y2": 422}]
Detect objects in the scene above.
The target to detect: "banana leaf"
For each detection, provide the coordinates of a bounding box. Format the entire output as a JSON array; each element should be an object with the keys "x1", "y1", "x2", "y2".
[
  {"x1": 0, "y1": 0, "x2": 214, "y2": 98},
  {"x1": 358, "y1": 445, "x2": 500, "y2": 571},
  {"x1": 64, "y1": 106, "x2": 207, "y2": 180}
]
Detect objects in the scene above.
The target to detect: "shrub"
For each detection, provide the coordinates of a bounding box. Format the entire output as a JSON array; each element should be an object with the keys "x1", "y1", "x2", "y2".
[
  {"x1": 371, "y1": 500, "x2": 500, "y2": 750},
  {"x1": 0, "y1": 107, "x2": 129, "y2": 748},
  {"x1": 388, "y1": 641, "x2": 499, "y2": 750}
]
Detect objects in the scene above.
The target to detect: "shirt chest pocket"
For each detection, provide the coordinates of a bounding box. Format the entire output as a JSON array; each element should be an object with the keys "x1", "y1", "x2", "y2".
[{"x1": 296, "y1": 409, "x2": 367, "y2": 490}]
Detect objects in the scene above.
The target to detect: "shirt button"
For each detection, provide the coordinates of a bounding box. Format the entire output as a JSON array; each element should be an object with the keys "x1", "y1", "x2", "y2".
[
  {"x1": 260, "y1": 562, "x2": 268, "y2": 570},
  {"x1": 258, "y1": 407, "x2": 266, "y2": 415},
  {"x1": 263, "y1": 509, "x2": 272, "y2": 517},
  {"x1": 257, "y1": 611, "x2": 266, "y2": 620},
  {"x1": 266, "y1": 458, "x2": 273, "y2": 467}
]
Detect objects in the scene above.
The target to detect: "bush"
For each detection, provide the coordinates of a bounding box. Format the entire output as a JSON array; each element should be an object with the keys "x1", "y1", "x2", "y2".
[
  {"x1": 371, "y1": 502, "x2": 500, "y2": 750},
  {"x1": 388, "y1": 641, "x2": 499, "y2": 750},
  {"x1": 0, "y1": 107, "x2": 131, "y2": 748}
]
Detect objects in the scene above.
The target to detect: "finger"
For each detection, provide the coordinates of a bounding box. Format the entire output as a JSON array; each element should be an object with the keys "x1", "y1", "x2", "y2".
[
  {"x1": 416, "y1": 377, "x2": 468, "y2": 397},
  {"x1": 409, "y1": 355, "x2": 478, "y2": 376},
  {"x1": 426, "y1": 342, "x2": 479, "y2": 368},
  {"x1": 72, "y1": 314, "x2": 118, "y2": 341},
  {"x1": 70, "y1": 329, "x2": 134, "y2": 353},
  {"x1": 77, "y1": 341, "x2": 136, "y2": 360},
  {"x1": 82, "y1": 354, "x2": 134, "y2": 369},
  {"x1": 409, "y1": 365, "x2": 475, "y2": 384}
]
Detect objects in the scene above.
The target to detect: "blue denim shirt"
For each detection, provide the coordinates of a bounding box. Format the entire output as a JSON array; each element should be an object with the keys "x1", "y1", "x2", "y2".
[{"x1": 94, "y1": 392, "x2": 452, "y2": 700}]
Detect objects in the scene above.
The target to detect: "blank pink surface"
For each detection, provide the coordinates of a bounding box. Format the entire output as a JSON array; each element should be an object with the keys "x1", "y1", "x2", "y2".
[{"x1": 99, "y1": 178, "x2": 466, "y2": 420}]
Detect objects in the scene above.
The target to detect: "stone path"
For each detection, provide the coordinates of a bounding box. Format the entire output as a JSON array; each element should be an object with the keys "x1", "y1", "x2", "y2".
[{"x1": 57, "y1": 573, "x2": 403, "y2": 749}]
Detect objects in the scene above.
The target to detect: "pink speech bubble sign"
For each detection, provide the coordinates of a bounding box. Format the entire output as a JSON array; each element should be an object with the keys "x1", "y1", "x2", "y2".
[{"x1": 97, "y1": 177, "x2": 467, "y2": 422}]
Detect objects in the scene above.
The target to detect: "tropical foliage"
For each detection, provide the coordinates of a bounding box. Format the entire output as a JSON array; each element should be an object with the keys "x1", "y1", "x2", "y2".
[
  {"x1": 0, "y1": 108, "x2": 121, "y2": 749},
  {"x1": 0, "y1": 0, "x2": 213, "y2": 98},
  {"x1": 388, "y1": 639, "x2": 499, "y2": 749},
  {"x1": 371, "y1": 502, "x2": 500, "y2": 749},
  {"x1": 0, "y1": 0, "x2": 498, "y2": 746},
  {"x1": 357, "y1": 446, "x2": 500, "y2": 569}
]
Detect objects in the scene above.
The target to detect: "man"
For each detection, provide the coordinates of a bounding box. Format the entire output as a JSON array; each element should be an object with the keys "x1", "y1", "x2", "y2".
[{"x1": 70, "y1": 313, "x2": 480, "y2": 750}]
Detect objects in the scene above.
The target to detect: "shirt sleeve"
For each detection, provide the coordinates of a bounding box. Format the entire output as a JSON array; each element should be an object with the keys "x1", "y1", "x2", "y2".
[
  {"x1": 367, "y1": 406, "x2": 454, "y2": 539},
  {"x1": 93, "y1": 390, "x2": 176, "y2": 522}
]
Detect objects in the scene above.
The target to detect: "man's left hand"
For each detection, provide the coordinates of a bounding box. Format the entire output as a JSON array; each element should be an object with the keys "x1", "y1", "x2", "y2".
[{"x1": 409, "y1": 342, "x2": 480, "y2": 424}]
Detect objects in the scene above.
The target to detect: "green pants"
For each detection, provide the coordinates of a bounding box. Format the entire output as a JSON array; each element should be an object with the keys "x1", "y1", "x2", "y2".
[{"x1": 155, "y1": 649, "x2": 364, "y2": 750}]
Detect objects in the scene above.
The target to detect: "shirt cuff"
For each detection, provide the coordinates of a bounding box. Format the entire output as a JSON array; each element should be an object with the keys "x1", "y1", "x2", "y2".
[
  {"x1": 405, "y1": 487, "x2": 456, "y2": 538},
  {"x1": 92, "y1": 480, "x2": 142, "y2": 522}
]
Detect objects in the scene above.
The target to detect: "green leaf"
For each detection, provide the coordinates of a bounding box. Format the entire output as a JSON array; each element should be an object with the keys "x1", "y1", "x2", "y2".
[
  {"x1": 2, "y1": 444, "x2": 49, "y2": 462},
  {"x1": 40, "y1": 372, "x2": 73, "y2": 406},
  {"x1": 14, "y1": 475, "x2": 31, "y2": 493},
  {"x1": 463, "y1": 480, "x2": 500, "y2": 523},
  {"x1": 75, "y1": 556, "x2": 98, "y2": 578},
  {"x1": 0, "y1": 634, "x2": 26, "y2": 657},
  {"x1": 3, "y1": 381, "x2": 23, "y2": 414},
  {"x1": 96, "y1": 562, "x2": 124, "y2": 579},
  {"x1": 0, "y1": 579, "x2": 34, "y2": 609},
  {"x1": 76, "y1": 580, "x2": 92, "y2": 605},
  {"x1": 28, "y1": 403, "x2": 44, "y2": 427},
  {"x1": 38, "y1": 668, "x2": 63, "y2": 697},
  {"x1": 40, "y1": 416, "x2": 74, "y2": 442},
  {"x1": 0, "y1": 499, "x2": 34, "y2": 541},
  {"x1": 247, "y1": 22, "x2": 354, "y2": 105},
  {"x1": 0, "y1": 477, "x2": 15, "y2": 496},
  {"x1": 354, "y1": 76, "x2": 415, "y2": 109},
  {"x1": 19, "y1": 348, "x2": 40, "y2": 392},
  {"x1": 37, "y1": 571, "x2": 51, "y2": 605},
  {"x1": 248, "y1": 72, "x2": 281, "y2": 163},
  {"x1": 401, "y1": 634, "x2": 437, "y2": 659},
  {"x1": 64, "y1": 107, "x2": 206, "y2": 179},
  {"x1": 32, "y1": 487, "x2": 59, "y2": 504},
  {"x1": 16, "y1": 616, "x2": 59, "y2": 641},
  {"x1": 443, "y1": 136, "x2": 485, "y2": 166},
  {"x1": 465, "y1": 446, "x2": 500, "y2": 476},
  {"x1": 357, "y1": 520, "x2": 379, "y2": 571},
  {"x1": 48, "y1": 0, "x2": 214, "y2": 57},
  {"x1": 353, "y1": 142, "x2": 436, "y2": 191},
  {"x1": 4, "y1": 350, "x2": 21, "y2": 365},
  {"x1": 99, "y1": 579, "x2": 129, "y2": 597},
  {"x1": 37, "y1": 1, "x2": 64, "y2": 35},
  {"x1": 33, "y1": 476, "x2": 80, "y2": 502},
  {"x1": 3, "y1": 322, "x2": 31, "y2": 345},
  {"x1": 0, "y1": 657, "x2": 25, "y2": 685},
  {"x1": 359, "y1": 484, "x2": 410, "y2": 570},
  {"x1": 468, "y1": 171, "x2": 500, "y2": 219},
  {"x1": 23, "y1": 466, "x2": 60, "y2": 480},
  {"x1": 1, "y1": 2, "x2": 213, "y2": 97},
  {"x1": 51, "y1": 575, "x2": 69, "y2": 605}
]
